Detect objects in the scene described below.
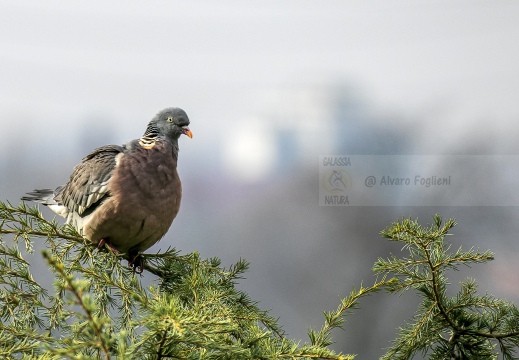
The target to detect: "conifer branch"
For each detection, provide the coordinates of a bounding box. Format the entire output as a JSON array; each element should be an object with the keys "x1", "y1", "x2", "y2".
[
  {"x1": 43, "y1": 251, "x2": 112, "y2": 360},
  {"x1": 3, "y1": 201, "x2": 519, "y2": 358},
  {"x1": 308, "y1": 278, "x2": 395, "y2": 349},
  {"x1": 376, "y1": 215, "x2": 519, "y2": 359},
  {"x1": 1, "y1": 202, "x2": 372, "y2": 359}
]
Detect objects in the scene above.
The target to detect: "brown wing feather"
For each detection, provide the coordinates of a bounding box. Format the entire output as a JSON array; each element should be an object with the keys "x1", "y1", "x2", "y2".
[{"x1": 56, "y1": 145, "x2": 125, "y2": 216}]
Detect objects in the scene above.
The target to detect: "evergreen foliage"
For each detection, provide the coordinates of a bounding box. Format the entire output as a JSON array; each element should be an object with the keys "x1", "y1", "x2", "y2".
[
  {"x1": 375, "y1": 215, "x2": 519, "y2": 359},
  {"x1": 0, "y1": 201, "x2": 387, "y2": 359},
  {"x1": 1, "y1": 201, "x2": 518, "y2": 359}
]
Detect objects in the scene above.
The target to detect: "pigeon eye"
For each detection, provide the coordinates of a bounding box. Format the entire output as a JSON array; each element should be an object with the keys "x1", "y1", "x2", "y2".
[{"x1": 167, "y1": 116, "x2": 174, "y2": 123}]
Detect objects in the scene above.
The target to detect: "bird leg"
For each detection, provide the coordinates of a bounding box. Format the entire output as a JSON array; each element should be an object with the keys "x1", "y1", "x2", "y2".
[
  {"x1": 97, "y1": 240, "x2": 144, "y2": 274},
  {"x1": 98, "y1": 238, "x2": 120, "y2": 254},
  {"x1": 128, "y1": 251, "x2": 144, "y2": 274}
]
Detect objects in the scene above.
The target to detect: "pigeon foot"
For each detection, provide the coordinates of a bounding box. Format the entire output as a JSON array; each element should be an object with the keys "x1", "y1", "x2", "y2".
[
  {"x1": 98, "y1": 238, "x2": 120, "y2": 254},
  {"x1": 128, "y1": 253, "x2": 144, "y2": 274}
]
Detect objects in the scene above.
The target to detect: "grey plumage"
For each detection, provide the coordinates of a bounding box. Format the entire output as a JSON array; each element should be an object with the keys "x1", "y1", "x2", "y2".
[{"x1": 22, "y1": 107, "x2": 192, "y2": 264}]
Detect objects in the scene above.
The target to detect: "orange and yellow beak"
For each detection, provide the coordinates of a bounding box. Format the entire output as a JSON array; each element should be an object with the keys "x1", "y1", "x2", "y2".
[{"x1": 181, "y1": 126, "x2": 193, "y2": 138}]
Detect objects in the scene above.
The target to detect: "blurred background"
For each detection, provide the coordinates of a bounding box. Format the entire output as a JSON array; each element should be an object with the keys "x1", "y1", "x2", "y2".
[{"x1": 2, "y1": 1, "x2": 519, "y2": 358}]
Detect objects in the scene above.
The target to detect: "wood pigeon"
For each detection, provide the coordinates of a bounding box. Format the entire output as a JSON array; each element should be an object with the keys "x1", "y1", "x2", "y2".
[{"x1": 22, "y1": 107, "x2": 192, "y2": 269}]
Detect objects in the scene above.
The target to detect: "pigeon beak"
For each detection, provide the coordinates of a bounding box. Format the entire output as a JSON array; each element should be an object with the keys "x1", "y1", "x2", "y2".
[{"x1": 181, "y1": 126, "x2": 193, "y2": 139}]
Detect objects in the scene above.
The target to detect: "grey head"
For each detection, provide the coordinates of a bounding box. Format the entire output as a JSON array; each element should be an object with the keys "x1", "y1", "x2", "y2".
[{"x1": 141, "y1": 108, "x2": 192, "y2": 144}]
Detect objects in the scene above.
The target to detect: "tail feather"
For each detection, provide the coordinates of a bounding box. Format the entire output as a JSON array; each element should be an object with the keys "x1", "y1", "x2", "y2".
[
  {"x1": 22, "y1": 188, "x2": 69, "y2": 218},
  {"x1": 21, "y1": 189, "x2": 58, "y2": 205}
]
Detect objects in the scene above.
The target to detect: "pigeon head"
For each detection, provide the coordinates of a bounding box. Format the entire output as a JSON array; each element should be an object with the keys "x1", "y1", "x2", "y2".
[{"x1": 143, "y1": 107, "x2": 193, "y2": 143}]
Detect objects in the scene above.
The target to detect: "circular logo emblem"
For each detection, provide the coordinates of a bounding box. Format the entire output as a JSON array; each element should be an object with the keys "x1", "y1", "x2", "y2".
[{"x1": 322, "y1": 169, "x2": 352, "y2": 194}]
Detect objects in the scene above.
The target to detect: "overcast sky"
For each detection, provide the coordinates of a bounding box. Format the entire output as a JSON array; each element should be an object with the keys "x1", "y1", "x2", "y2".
[{"x1": 2, "y1": 1, "x2": 519, "y2": 157}]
